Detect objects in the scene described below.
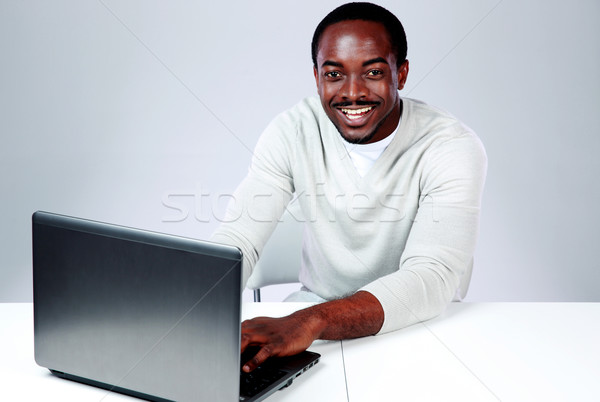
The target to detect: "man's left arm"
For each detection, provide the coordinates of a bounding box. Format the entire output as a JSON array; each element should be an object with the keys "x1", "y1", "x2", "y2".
[
  {"x1": 362, "y1": 132, "x2": 487, "y2": 333},
  {"x1": 241, "y1": 131, "x2": 487, "y2": 371}
]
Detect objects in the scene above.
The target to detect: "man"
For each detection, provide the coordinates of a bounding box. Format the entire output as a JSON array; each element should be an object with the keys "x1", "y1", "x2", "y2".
[{"x1": 211, "y1": 2, "x2": 487, "y2": 372}]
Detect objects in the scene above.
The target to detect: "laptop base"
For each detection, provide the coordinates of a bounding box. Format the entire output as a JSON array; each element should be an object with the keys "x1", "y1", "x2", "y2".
[{"x1": 49, "y1": 369, "x2": 172, "y2": 402}]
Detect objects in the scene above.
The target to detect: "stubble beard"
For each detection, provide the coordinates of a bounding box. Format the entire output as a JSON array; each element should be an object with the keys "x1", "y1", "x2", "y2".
[{"x1": 335, "y1": 98, "x2": 400, "y2": 145}]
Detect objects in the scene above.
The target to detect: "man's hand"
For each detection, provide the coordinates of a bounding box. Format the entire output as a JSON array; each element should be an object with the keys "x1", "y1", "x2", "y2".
[
  {"x1": 240, "y1": 291, "x2": 384, "y2": 372},
  {"x1": 240, "y1": 309, "x2": 325, "y2": 372}
]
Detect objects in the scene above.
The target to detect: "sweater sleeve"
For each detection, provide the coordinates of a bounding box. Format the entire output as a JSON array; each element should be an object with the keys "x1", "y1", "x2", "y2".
[
  {"x1": 360, "y1": 131, "x2": 487, "y2": 334},
  {"x1": 210, "y1": 114, "x2": 296, "y2": 286}
]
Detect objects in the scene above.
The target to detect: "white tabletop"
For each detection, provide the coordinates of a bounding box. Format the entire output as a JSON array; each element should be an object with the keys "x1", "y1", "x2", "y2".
[
  {"x1": 343, "y1": 302, "x2": 600, "y2": 402},
  {"x1": 2, "y1": 302, "x2": 600, "y2": 402}
]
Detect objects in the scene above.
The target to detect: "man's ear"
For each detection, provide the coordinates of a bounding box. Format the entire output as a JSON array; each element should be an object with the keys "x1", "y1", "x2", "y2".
[
  {"x1": 397, "y1": 60, "x2": 409, "y2": 91},
  {"x1": 313, "y1": 65, "x2": 319, "y2": 86}
]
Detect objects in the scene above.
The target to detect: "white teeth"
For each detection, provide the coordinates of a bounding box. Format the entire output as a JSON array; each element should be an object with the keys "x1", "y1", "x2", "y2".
[{"x1": 340, "y1": 106, "x2": 373, "y2": 117}]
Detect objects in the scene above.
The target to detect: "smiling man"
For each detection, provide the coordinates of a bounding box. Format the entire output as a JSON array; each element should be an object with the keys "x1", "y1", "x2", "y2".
[{"x1": 211, "y1": 2, "x2": 487, "y2": 372}]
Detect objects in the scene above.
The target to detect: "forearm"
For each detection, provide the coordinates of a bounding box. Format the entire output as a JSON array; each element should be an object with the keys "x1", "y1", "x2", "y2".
[
  {"x1": 292, "y1": 290, "x2": 384, "y2": 340},
  {"x1": 240, "y1": 290, "x2": 384, "y2": 372}
]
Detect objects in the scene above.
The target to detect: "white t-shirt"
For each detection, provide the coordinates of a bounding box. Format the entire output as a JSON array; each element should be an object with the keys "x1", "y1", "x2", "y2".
[{"x1": 341, "y1": 122, "x2": 399, "y2": 177}]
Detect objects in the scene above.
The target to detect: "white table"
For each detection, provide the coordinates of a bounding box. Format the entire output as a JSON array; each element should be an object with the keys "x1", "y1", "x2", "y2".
[
  {"x1": 343, "y1": 303, "x2": 600, "y2": 402},
  {"x1": 2, "y1": 303, "x2": 600, "y2": 401}
]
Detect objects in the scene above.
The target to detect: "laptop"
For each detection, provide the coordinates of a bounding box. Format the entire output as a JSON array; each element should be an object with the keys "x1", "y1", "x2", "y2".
[{"x1": 32, "y1": 211, "x2": 320, "y2": 401}]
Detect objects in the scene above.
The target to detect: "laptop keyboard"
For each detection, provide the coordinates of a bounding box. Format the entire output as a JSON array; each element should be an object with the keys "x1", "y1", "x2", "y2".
[
  {"x1": 239, "y1": 346, "x2": 290, "y2": 400},
  {"x1": 239, "y1": 363, "x2": 288, "y2": 399}
]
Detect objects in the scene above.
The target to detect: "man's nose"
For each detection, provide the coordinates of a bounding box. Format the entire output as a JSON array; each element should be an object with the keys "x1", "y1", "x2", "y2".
[{"x1": 339, "y1": 75, "x2": 368, "y2": 100}]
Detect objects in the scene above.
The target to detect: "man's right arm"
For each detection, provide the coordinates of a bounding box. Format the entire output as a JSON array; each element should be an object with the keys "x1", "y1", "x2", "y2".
[{"x1": 211, "y1": 113, "x2": 297, "y2": 285}]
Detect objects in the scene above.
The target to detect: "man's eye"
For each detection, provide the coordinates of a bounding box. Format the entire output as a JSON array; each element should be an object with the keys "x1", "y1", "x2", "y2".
[
  {"x1": 325, "y1": 71, "x2": 341, "y2": 78},
  {"x1": 367, "y1": 70, "x2": 383, "y2": 77}
]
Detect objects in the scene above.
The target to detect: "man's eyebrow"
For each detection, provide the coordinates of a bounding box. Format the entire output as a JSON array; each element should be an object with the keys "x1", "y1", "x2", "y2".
[
  {"x1": 363, "y1": 57, "x2": 389, "y2": 67},
  {"x1": 320, "y1": 57, "x2": 389, "y2": 69},
  {"x1": 321, "y1": 60, "x2": 343, "y2": 68}
]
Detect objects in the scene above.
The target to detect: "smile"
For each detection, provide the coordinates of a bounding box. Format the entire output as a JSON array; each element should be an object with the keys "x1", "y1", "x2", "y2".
[{"x1": 340, "y1": 106, "x2": 374, "y2": 120}]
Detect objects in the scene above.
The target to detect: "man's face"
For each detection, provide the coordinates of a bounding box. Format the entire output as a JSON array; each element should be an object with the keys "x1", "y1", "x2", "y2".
[{"x1": 314, "y1": 20, "x2": 409, "y2": 144}]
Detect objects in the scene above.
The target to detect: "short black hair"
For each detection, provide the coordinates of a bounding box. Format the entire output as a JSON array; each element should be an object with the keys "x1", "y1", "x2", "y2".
[{"x1": 311, "y1": 2, "x2": 407, "y2": 68}]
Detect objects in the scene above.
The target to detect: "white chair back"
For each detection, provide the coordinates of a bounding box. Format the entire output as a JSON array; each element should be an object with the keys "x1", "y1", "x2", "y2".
[{"x1": 246, "y1": 202, "x2": 304, "y2": 301}]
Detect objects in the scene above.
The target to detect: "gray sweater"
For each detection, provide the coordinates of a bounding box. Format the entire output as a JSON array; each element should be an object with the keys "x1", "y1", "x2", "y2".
[{"x1": 212, "y1": 96, "x2": 487, "y2": 333}]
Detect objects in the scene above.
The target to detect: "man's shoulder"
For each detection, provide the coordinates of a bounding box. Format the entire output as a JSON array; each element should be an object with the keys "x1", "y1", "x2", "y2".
[
  {"x1": 403, "y1": 97, "x2": 480, "y2": 142},
  {"x1": 404, "y1": 97, "x2": 463, "y2": 127},
  {"x1": 400, "y1": 98, "x2": 485, "y2": 162},
  {"x1": 274, "y1": 96, "x2": 326, "y2": 125},
  {"x1": 262, "y1": 96, "x2": 332, "y2": 141},
  {"x1": 256, "y1": 97, "x2": 329, "y2": 152}
]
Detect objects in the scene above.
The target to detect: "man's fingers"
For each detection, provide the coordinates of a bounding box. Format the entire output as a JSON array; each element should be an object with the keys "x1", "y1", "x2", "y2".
[
  {"x1": 242, "y1": 345, "x2": 274, "y2": 373},
  {"x1": 240, "y1": 319, "x2": 272, "y2": 352},
  {"x1": 240, "y1": 318, "x2": 281, "y2": 372},
  {"x1": 239, "y1": 314, "x2": 318, "y2": 372}
]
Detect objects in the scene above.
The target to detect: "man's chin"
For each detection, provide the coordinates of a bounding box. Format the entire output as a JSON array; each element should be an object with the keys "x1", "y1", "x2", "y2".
[{"x1": 339, "y1": 129, "x2": 376, "y2": 144}]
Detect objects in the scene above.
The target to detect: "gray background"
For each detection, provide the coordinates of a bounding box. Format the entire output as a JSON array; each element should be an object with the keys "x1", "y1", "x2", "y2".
[{"x1": 2, "y1": 0, "x2": 599, "y2": 302}]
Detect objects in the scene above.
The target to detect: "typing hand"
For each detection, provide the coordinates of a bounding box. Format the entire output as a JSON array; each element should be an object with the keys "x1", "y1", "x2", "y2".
[
  {"x1": 240, "y1": 292, "x2": 383, "y2": 372},
  {"x1": 240, "y1": 312, "x2": 322, "y2": 372}
]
